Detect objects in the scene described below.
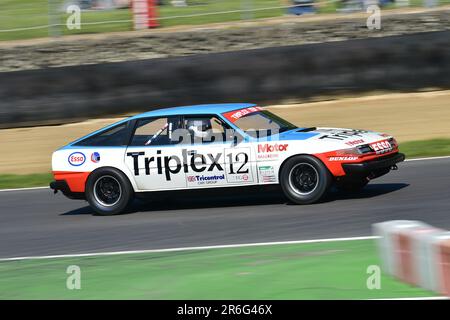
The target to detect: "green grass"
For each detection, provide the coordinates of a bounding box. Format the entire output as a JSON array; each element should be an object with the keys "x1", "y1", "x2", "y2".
[
  {"x1": 3, "y1": 0, "x2": 449, "y2": 41},
  {"x1": 0, "y1": 173, "x2": 52, "y2": 189},
  {"x1": 0, "y1": 0, "x2": 284, "y2": 41},
  {"x1": 0, "y1": 137, "x2": 449, "y2": 190},
  {"x1": 158, "y1": 0, "x2": 284, "y2": 28},
  {"x1": 0, "y1": 239, "x2": 436, "y2": 299},
  {"x1": 0, "y1": 0, "x2": 133, "y2": 41},
  {"x1": 399, "y1": 138, "x2": 450, "y2": 159}
]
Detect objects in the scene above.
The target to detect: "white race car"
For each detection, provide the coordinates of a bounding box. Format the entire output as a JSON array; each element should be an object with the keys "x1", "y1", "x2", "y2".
[{"x1": 50, "y1": 103, "x2": 405, "y2": 215}]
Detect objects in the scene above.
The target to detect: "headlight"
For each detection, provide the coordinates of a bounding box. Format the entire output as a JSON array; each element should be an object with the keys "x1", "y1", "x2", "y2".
[
  {"x1": 356, "y1": 144, "x2": 373, "y2": 154},
  {"x1": 335, "y1": 144, "x2": 373, "y2": 156},
  {"x1": 335, "y1": 147, "x2": 361, "y2": 156},
  {"x1": 388, "y1": 137, "x2": 398, "y2": 149}
]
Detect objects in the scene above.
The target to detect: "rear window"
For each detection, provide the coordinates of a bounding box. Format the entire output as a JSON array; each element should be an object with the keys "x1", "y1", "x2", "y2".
[{"x1": 73, "y1": 122, "x2": 131, "y2": 147}]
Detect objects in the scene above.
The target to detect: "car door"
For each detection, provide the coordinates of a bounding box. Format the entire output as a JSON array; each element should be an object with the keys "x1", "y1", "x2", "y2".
[
  {"x1": 181, "y1": 115, "x2": 257, "y2": 189},
  {"x1": 125, "y1": 116, "x2": 187, "y2": 191}
]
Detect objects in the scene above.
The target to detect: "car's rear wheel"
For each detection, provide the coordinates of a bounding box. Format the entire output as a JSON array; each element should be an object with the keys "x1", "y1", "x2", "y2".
[
  {"x1": 86, "y1": 168, "x2": 133, "y2": 215},
  {"x1": 280, "y1": 155, "x2": 332, "y2": 204}
]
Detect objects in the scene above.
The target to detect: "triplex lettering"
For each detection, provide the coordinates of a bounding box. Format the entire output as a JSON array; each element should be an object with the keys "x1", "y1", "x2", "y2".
[{"x1": 127, "y1": 149, "x2": 223, "y2": 181}]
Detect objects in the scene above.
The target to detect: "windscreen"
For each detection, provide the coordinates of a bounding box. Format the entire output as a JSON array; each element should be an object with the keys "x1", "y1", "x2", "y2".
[{"x1": 222, "y1": 107, "x2": 297, "y2": 138}]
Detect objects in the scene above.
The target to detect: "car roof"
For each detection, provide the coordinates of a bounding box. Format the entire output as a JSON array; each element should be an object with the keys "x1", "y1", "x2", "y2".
[
  {"x1": 130, "y1": 103, "x2": 256, "y2": 119},
  {"x1": 64, "y1": 103, "x2": 256, "y2": 147}
]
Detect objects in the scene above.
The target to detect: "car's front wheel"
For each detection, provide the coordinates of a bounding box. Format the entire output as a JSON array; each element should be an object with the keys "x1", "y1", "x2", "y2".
[
  {"x1": 86, "y1": 168, "x2": 134, "y2": 215},
  {"x1": 279, "y1": 155, "x2": 332, "y2": 204}
]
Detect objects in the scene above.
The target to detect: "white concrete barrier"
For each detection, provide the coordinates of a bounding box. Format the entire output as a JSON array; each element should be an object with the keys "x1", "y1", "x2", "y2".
[
  {"x1": 373, "y1": 220, "x2": 450, "y2": 297},
  {"x1": 411, "y1": 228, "x2": 444, "y2": 291},
  {"x1": 431, "y1": 232, "x2": 450, "y2": 296},
  {"x1": 372, "y1": 220, "x2": 429, "y2": 276}
]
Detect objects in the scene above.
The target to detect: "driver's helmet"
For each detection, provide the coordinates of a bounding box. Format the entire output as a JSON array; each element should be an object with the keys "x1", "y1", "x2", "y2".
[{"x1": 186, "y1": 119, "x2": 212, "y2": 139}]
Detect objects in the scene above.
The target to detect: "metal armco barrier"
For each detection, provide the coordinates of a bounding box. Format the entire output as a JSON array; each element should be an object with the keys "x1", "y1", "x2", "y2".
[{"x1": 373, "y1": 221, "x2": 450, "y2": 296}]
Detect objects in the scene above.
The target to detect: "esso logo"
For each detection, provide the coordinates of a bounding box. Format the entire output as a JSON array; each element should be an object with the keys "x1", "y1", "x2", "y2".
[
  {"x1": 68, "y1": 152, "x2": 86, "y2": 166},
  {"x1": 370, "y1": 140, "x2": 392, "y2": 154}
]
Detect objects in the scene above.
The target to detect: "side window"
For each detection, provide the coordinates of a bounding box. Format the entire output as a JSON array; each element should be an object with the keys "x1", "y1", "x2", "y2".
[
  {"x1": 74, "y1": 122, "x2": 130, "y2": 147},
  {"x1": 183, "y1": 116, "x2": 230, "y2": 144},
  {"x1": 130, "y1": 117, "x2": 181, "y2": 146}
]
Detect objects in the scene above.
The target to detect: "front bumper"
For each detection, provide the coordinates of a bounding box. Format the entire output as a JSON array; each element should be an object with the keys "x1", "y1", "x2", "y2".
[
  {"x1": 342, "y1": 152, "x2": 405, "y2": 176},
  {"x1": 50, "y1": 180, "x2": 85, "y2": 200}
]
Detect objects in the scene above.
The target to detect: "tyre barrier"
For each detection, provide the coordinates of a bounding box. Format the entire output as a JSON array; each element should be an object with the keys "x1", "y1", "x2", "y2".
[{"x1": 373, "y1": 220, "x2": 450, "y2": 296}]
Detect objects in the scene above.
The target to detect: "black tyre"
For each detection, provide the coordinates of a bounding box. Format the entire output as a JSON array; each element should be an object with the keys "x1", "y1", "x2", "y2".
[
  {"x1": 279, "y1": 155, "x2": 332, "y2": 204},
  {"x1": 335, "y1": 177, "x2": 369, "y2": 192},
  {"x1": 86, "y1": 168, "x2": 134, "y2": 215}
]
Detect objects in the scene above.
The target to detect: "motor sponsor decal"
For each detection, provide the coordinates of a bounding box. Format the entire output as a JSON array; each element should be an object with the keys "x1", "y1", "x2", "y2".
[
  {"x1": 258, "y1": 166, "x2": 276, "y2": 183},
  {"x1": 329, "y1": 156, "x2": 359, "y2": 161},
  {"x1": 319, "y1": 129, "x2": 369, "y2": 141},
  {"x1": 371, "y1": 140, "x2": 393, "y2": 154},
  {"x1": 257, "y1": 153, "x2": 280, "y2": 160},
  {"x1": 222, "y1": 106, "x2": 263, "y2": 123},
  {"x1": 256, "y1": 143, "x2": 288, "y2": 160},
  {"x1": 91, "y1": 152, "x2": 101, "y2": 163},
  {"x1": 68, "y1": 152, "x2": 86, "y2": 167},
  {"x1": 345, "y1": 139, "x2": 365, "y2": 147},
  {"x1": 258, "y1": 143, "x2": 288, "y2": 153}
]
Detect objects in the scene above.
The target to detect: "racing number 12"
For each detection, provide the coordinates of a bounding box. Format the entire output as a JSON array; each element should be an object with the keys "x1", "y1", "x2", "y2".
[{"x1": 227, "y1": 152, "x2": 249, "y2": 174}]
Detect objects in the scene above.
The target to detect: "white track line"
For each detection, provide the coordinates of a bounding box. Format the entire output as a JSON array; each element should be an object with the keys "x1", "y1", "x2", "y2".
[
  {"x1": 0, "y1": 235, "x2": 378, "y2": 262},
  {"x1": 0, "y1": 186, "x2": 48, "y2": 192},
  {"x1": 2, "y1": 155, "x2": 449, "y2": 192},
  {"x1": 371, "y1": 296, "x2": 448, "y2": 300},
  {"x1": 405, "y1": 155, "x2": 450, "y2": 162}
]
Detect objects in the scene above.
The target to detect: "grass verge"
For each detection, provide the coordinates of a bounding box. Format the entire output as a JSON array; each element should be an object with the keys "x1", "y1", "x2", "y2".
[
  {"x1": 0, "y1": 173, "x2": 52, "y2": 190},
  {"x1": 399, "y1": 138, "x2": 450, "y2": 159},
  {"x1": 3, "y1": 1, "x2": 449, "y2": 41},
  {"x1": 0, "y1": 0, "x2": 282, "y2": 41},
  {"x1": 0, "y1": 138, "x2": 449, "y2": 190},
  {"x1": 0, "y1": 239, "x2": 436, "y2": 299}
]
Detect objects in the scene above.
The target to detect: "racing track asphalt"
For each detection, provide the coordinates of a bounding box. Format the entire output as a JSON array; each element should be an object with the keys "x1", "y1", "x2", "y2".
[{"x1": 0, "y1": 158, "x2": 449, "y2": 259}]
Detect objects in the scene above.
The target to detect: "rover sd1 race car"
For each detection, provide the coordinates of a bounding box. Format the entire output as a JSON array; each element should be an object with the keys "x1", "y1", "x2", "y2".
[{"x1": 50, "y1": 103, "x2": 405, "y2": 215}]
